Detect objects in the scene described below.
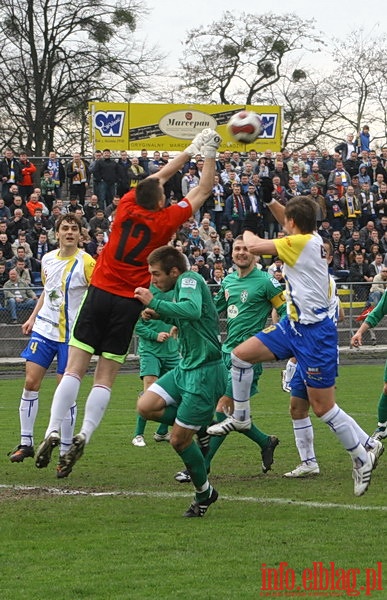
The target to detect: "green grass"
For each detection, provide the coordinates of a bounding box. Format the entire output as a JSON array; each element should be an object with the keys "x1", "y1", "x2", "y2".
[{"x1": 0, "y1": 365, "x2": 386, "y2": 599}]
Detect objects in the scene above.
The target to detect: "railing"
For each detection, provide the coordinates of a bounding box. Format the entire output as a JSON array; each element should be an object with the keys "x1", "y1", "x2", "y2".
[{"x1": 0, "y1": 282, "x2": 386, "y2": 359}]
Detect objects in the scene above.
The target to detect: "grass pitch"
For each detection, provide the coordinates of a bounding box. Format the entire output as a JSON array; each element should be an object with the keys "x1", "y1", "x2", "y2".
[{"x1": 0, "y1": 364, "x2": 386, "y2": 599}]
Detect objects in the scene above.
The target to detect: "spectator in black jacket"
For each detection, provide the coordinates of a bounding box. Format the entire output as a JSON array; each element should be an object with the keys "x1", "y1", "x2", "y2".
[
  {"x1": 116, "y1": 150, "x2": 132, "y2": 197},
  {"x1": 0, "y1": 149, "x2": 21, "y2": 198},
  {"x1": 93, "y1": 149, "x2": 120, "y2": 209}
]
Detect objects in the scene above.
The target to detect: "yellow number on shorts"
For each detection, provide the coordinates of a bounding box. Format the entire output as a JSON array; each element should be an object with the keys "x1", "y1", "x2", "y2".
[
  {"x1": 30, "y1": 341, "x2": 38, "y2": 354},
  {"x1": 262, "y1": 324, "x2": 277, "y2": 334}
]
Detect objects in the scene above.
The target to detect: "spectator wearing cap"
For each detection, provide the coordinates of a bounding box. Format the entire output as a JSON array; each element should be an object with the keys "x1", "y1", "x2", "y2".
[
  {"x1": 181, "y1": 164, "x2": 199, "y2": 197},
  {"x1": 28, "y1": 207, "x2": 49, "y2": 231},
  {"x1": 325, "y1": 184, "x2": 344, "y2": 229},
  {"x1": 318, "y1": 219, "x2": 333, "y2": 241},
  {"x1": 66, "y1": 196, "x2": 84, "y2": 214},
  {"x1": 195, "y1": 255, "x2": 210, "y2": 281}
]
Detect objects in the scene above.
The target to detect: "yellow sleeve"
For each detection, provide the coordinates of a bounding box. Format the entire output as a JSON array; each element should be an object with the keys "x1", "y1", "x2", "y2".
[
  {"x1": 273, "y1": 234, "x2": 313, "y2": 267},
  {"x1": 83, "y1": 254, "x2": 96, "y2": 284}
]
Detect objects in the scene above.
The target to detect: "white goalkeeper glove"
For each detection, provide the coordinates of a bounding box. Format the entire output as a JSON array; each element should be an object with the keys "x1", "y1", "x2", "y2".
[
  {"x1": 200, "y1": 129, "x2": 222, "y2": 159},
  {"x1": 184, "y1": 130, "x2": 207, "y2": 158}
]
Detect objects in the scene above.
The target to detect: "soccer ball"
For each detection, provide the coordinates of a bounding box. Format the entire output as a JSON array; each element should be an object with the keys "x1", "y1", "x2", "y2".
[{"x1": 227, "y1": 110, "x2": 262, "y2": 143}]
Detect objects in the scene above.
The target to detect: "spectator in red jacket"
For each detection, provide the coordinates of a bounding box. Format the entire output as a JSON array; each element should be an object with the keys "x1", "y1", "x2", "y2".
[{"x1": 18, "y1": 152, "x2": 37, "y2": 201}]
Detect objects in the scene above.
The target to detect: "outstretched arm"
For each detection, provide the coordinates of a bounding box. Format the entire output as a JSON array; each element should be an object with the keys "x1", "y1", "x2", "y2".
[
  {"x1": 186, "y1": 130, "x2": 222, "y2": 215},
  {"x1": 148, "y1": 129, "x2": 212, "y2": 186}
]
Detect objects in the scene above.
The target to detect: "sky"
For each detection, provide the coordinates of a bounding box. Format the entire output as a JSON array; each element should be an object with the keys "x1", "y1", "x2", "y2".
[{"x1": 140, "y1": 1, "x2": 387, "y2": 70}]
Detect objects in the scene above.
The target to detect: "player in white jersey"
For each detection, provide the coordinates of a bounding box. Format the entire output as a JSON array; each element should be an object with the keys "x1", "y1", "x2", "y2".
[
  {"x1": 208, "y1": 193, "x2": 382, "y2": 496},
  {"x1": 8, "y1": 214, "x2": 95, "y2": 477},
  {"x1": 282, "y1": 240, "x2": 348, "y2": 477}
]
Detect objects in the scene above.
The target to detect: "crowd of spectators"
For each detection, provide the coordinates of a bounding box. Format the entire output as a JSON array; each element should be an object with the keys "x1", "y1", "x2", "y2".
[{"x1": 1, "y1": 129, "x2": 387, "y2": 321}]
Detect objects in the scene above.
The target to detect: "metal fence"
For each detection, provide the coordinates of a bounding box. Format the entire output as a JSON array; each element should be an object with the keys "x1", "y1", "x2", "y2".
[{"x1": 0, "y1": 281, "x2": 386, "y2": 359}]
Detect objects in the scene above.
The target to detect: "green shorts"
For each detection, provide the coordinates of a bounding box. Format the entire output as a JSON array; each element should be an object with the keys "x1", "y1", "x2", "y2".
[
  {"x1": 139, "y1": 353, "x2": 180, "y2": 378},
  {"x1": 155, "y1": 360, "x2": 228, "y2": 428},
  {"x1": 223, "y1": 352, "x2": 263, "y2": 398}
]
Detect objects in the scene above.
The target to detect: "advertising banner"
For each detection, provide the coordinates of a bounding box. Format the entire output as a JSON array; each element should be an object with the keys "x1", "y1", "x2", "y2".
[{"x1": 89, "y1": 103, "x2": 282, "y2": 152}]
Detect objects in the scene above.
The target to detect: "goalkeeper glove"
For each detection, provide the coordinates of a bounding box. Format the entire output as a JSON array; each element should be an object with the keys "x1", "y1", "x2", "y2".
[
  {"x1": 260, "y1": 177, "x2": 275, "y2": 205},
  {"x1": 242, "y1": 212, "x2": 258, "y2": 234},
  {"x1": 200, "y1": 129, "x2": 222, "y2": 159}
]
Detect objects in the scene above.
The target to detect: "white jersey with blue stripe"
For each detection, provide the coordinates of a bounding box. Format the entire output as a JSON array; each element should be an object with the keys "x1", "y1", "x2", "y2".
[
  {"x1": 33, "y1": 248, "x2": 94, "y2": 343},
  {"x1": 273, "y1": 233, "x2": 330, "y2": 324}
]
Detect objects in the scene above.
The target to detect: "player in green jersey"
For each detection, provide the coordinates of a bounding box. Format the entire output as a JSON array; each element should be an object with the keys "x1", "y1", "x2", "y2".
[
  {"x1": 134, "y1": 245, "x2": 227, "y2": 517},
  {"x1": 132, "y1": 285, "x2": 180, "y2": 447},
  {"x1": 351, "y1": 289, "x2": 387, "y2": 442},
  {"x1": 175, "y1": 235, "x2": 286, "y2": 483}
]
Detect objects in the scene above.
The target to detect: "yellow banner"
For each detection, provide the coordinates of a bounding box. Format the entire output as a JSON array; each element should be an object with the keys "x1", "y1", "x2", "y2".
[{"x1": 89, "y1": 103, "x2": 282, "y2": 152}]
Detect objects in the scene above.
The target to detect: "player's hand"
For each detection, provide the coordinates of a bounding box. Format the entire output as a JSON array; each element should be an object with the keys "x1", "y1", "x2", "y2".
[
  {"x1": 201, "y1": 129, "x2": 222, "y2": 158},
  {"x1": 351, "y1": 333, "x2": 362, "y2": 348},
  {"x1": 260, "y1": 177, "x2": 275, "y2": 204},
  {"x1": 242, "y1": 212, "x2": 257, "y2": 233},
  {"x1": 184, "y1": 130, "x2": 206, "y2": 158},
  {"x1": 142, "y1": 308, "x2": 160, "y2": 320},
  {"x1": 217, "y1": 396, "x2": 234, "y2": 415},
  {"x1": 134, "y1": 287, "x2": 154, "y2": 306},
  {"x1": 170, "y1": 326, "x2": 178, "y2": 338},
  {"x1": 22, "y1": 317, "x2": 34, "y2": 335},
  {"x1": 157, "y1": 332, "x2": 170, "y2": 343}
]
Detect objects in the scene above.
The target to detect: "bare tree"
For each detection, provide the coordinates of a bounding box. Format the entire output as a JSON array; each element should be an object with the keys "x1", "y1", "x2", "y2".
[
  {"x1": 324, "y1": 29, "x2": 387, "y2": 146},
  {"x1": 178, "y1": 11, "x2": 324, "y2": 105},
  {"x1": 0, "y1": 0, "x2": 162, "y2": 155}
]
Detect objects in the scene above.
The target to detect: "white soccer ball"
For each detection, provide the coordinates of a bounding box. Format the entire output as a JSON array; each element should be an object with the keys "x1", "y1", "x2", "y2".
[{"x1": 227, "y1": 110, "x2": 262, "y2": 144}]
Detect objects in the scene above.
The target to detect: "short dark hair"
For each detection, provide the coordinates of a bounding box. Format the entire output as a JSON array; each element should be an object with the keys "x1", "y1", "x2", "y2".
[
  {"x1": 148, "y1": 245, "x2": 187, "y2": 274},
  {"x1": 136, "y1": 177, "x2": 163, "y2": 210},
  {"x1": 55, "y1": 213, "x2": 82, "y2": 234},
  {"x1": 284, "y1": 197, "x2": 317, "y2": 234}
]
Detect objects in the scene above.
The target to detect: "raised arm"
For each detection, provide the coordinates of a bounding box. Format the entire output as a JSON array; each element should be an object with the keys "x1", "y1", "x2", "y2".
[
  {"x1": 148, "y1": 129, "x2": 217, "y2": 187},
  {"x1": 185, "y1": 130, "x2": 222, "y2": 215}
]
